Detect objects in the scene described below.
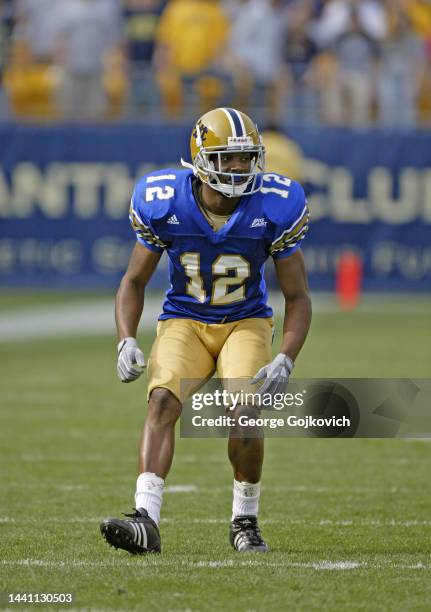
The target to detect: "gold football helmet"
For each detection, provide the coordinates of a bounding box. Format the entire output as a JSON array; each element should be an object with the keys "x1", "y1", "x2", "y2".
[{"x1": 181, "y1": 107, "x2": 265, "y2": 198}]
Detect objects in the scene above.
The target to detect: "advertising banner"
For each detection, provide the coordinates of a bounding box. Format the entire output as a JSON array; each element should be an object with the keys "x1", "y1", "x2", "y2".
[{"x1": 0, "y1": 124, "x2": 430, "y2": 290}]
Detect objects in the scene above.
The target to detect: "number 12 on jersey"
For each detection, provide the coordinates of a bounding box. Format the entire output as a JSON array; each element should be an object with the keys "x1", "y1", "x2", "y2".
[
  {"x1": 261, "y1": 173, "x2": 291, "y2": 198},
  {"x1": 180, "y1": 253, "x2": 250, "y2": 305}
]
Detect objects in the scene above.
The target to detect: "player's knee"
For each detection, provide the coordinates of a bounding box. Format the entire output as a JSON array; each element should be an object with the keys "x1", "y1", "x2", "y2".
[
  {"x1": 230, "y1": 404, "x2": 263, "y2": 440},
  {"x1": 231, "y1": 403, "x2": 260, "y2": 421},
  {"x1": 148, "y1": 388, "x2": 182, "y2": 427}
]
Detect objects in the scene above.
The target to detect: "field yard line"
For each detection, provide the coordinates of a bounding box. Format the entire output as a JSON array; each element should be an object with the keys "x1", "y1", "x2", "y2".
[
  {"x1": 2, "y1": 482, "x2": 425, "y2": 495},
  {"x1": 2, "y1": 517, "x2": 431, "y2": 527},
  {"x1": 19, "y1": 484, "x2": 198, "y2": 493},
  {"x1": 290, "y1": 456, "x2": 431, "y2": 464},
  {"x1": 12, "y1": 452, "x2": 431, "y2": 466},
  {"x1": 1, "y1": 559, "x2": 430, "y2": 571},
  {"x1": 85, "y1": 518, "x2": 431, "y2": 527}
]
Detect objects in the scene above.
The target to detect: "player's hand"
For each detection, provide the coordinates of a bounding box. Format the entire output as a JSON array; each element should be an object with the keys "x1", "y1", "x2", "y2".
[
  {"x1": 117, "y1": 337, "x2": 146, "y2": 383},
  {"x1": 251, "y1": 353, "x2": 294, "y2": 396}
]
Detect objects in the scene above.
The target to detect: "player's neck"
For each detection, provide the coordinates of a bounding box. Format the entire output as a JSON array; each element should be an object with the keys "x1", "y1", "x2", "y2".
[{"x1": 200, "y1": 182, "x2": 241, "y2": 216}]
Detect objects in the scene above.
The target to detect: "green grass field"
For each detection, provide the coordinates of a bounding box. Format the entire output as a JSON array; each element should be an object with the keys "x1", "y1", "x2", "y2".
[{"x1": 1, "y1": 295, "x2": 431, "y2": 611}]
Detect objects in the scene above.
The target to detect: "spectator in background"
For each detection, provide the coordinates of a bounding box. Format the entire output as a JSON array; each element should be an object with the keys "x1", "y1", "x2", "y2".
[
  {"x1": 405, "y1": 0, "x2": 431, "y2": 42},
  {"x1": 224, "y1": 0, "x2": 289, "y2": 125},
  {"x1": 154, "y1": 0, "x2": 230, "y2": 118},
  {"x1": 403, "y1": 0, "x2": 431, "y2": 121},
  {"x1": 0, "y1": 0, "x2": 14, "y2": 117},
  {"x1": 283, "y1": 1, "x2": 319, "y2": 124},
  {"x1": 14, "y1": 0, "x2": 58, "y2": 64},
  {"x1": 4, "y1": 0, "x2": 58, "y2": 118},
  {"x1": 312, "y1": 0, "x2": 387, "y2": 125},
  {"x1": 377, "y1": 4, "x2": 425, "y2": 126},
  {"x1": 310, "y1": 0, "x2": 387, "y2": 48},
  {"x1": 52, "y1": 0, "x2": 124, "y2": 121},
  {"x1": 123, "y1": 0, "x2": 167, "y2": 116}
]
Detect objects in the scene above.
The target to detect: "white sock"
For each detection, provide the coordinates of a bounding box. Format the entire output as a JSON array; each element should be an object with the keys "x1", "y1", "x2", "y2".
[
  {"x1": 134, "y1": 472, "x2": 164, "y2": 525},
  {"x1": 232, "y1": 479, "x2": 261, "y2": 520}
]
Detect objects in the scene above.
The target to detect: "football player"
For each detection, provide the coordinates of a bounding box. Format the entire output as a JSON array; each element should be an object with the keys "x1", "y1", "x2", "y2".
[{"x1": 100, "y1": 107, "x2": 311, "y2": 554}]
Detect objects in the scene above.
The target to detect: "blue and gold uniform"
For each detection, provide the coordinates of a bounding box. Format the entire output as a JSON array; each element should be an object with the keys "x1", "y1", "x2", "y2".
[
  {"x1": 130, "y1": 168, "x2": 308, "y2": 323},
  {"x1": 130, "y1": 167, "x2": 309, "y2": 400}
]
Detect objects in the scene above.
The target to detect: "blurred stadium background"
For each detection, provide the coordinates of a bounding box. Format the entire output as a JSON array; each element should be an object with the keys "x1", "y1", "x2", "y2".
[
  {"x1": 1, "y1": 1, "x2": 431, "y2": 610},
  {"x1": 1, "y1": 0, "x2": 431, "y2": 301}
]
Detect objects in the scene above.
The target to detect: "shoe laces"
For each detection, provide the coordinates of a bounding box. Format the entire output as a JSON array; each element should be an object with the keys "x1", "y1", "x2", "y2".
[
  {"x1": 235, "y1": 517, "x2": 264, "y2": 545},
  {"x1": 122, "y1": 508, "x2": 141, "y2": 519}
]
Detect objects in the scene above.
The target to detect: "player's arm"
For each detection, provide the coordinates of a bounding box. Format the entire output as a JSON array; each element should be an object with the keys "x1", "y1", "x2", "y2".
[
  {"x1": 115, "y1": 242, "x2": 162, "y2": 382},
  {"x1": 116, "y1": 242, "x2": 162, "y2": 340},
  {"x1": 252, "y1": 249, "x2": 311, "y2": 395},
  {"x1": 274, "y1": 248, "x2": 311, "y2": 361}
]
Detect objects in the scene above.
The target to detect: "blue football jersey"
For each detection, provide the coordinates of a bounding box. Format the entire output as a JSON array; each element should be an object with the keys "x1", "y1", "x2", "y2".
[{"x1": 129, "y1": 169, "x2": 309, "y2": 324}]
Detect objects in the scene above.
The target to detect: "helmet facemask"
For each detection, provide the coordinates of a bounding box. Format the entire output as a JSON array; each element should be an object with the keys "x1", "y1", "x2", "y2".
[{"x1": 193, "y1": 145, "x2": 265, "y2": 198}]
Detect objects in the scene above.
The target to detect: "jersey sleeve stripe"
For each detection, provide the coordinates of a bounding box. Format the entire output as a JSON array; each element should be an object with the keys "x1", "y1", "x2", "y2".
[
  {"x1": 286, "y1": 226, "x2": 309, "y2": 247},
  {"x1": 270, "y1": 224, "x2": 309, "y2": 254},
  {"x1": 269, "y1": 205, "x2": 310, "y2": 254},
  {"x1": 129, "y1": 206, "x2": 167, "y2": 249},
  {"x1": 271, "y1": 204, "x2": 308, "y2": 246}
]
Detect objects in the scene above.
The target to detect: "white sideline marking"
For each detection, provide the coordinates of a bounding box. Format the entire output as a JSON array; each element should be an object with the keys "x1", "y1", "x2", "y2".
[
  {"x1": 163, "y1": 518, "x2": 431, "y2": 527},
  {"x1": 164, "y1": 485, "x2": 198, "y2": 493},
  {"x1": 271, "y1": 485, "x2": 415, "y2": 494},
  {"x1": 2, "y1": 479, "x2": 427, "y2": 496},
  {"x1": 3, "y1": 481, "x2": 200, "y2": 491},
  {"x1": 1, "y1": 293, "x2": 430, "y2": 342},
  {"x1": 0, "y1": 298, "x2": 160, "y2": 341},
  {"x1": 57, "y1": 484, "x2": 89, "y2": 492},
  {"x1": 1, "y1": 559, "x2": 429, "y2": 571},
  {"x1": 318, "y1": 519, "x2": 431, "y2": 527},
  {"x1": 195, "y1": 560, "x2": 235, "y2": 568},
  {"x1": 177, "y1": 485, "x2": 427, "y2": 495},
  {"x1": 310, "y1": 561, "x2": 363, "y2": 570}
]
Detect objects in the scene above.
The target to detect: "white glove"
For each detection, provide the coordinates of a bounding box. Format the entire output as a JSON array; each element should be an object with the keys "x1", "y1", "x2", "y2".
[
  {"x1": 251, "y1": 353, "x2": 294, "y2": 396},
  {"x1": 117, "y1": 337, "x2": 146, "y2": 383}
]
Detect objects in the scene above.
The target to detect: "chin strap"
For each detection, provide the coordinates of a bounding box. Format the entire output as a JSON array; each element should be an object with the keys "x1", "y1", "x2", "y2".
[
  {"x1": 180, "y1": 158, "x2": 198, "y2": 175},
  {"x1": 180, "y1": 157, "x2": 256, "y2": 198}
]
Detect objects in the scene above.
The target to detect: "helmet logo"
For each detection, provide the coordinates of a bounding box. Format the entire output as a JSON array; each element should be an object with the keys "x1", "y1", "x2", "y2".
[{"x1": 193, "y1": 121, "x2": 208, "y2": 148}]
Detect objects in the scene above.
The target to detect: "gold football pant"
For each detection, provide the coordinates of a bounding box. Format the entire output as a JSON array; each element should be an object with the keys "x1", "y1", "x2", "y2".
[{"x1": 147, "y1": 317, "x2": 274, "y2": 402}]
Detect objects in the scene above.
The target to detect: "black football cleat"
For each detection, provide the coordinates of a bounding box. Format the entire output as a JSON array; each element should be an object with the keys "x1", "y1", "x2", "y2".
[
  {"x1": 229, "y1": 515, "x2": 269, "y2": 552},
  {"x1": 100, "y1": 508, "x2": 161, "y2": 554}
]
